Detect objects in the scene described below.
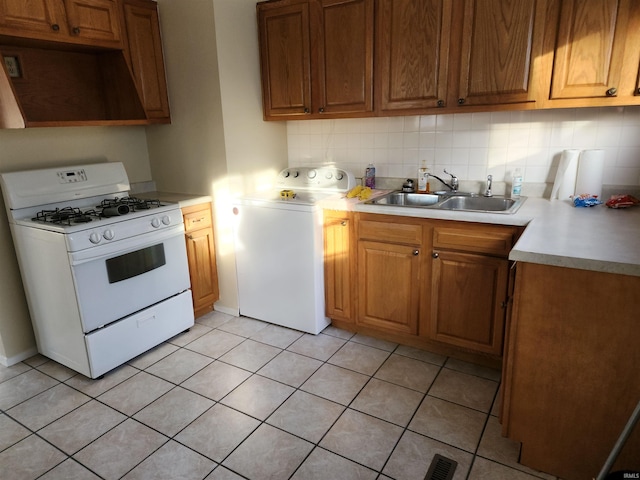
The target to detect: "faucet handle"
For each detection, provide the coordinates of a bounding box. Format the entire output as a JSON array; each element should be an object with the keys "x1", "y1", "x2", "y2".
[{"x1": 444, "y1": 169, "x2": 458, "y2": 191}]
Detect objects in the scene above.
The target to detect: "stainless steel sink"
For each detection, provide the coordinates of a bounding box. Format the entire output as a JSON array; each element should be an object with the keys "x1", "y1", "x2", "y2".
[{"x1": 366, "y1": 191, "x2": 525, "y2": 214}]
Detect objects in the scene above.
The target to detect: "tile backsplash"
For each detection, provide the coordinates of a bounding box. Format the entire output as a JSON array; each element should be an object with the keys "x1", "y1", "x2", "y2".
[{"x1": 287, "y1": 107, "x2": 640, "y2": 189}]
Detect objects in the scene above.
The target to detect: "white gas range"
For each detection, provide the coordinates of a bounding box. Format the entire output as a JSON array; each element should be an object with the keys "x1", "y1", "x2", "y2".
[{"x1": 0, "y1": 162, "x2": 194, "y2": 378}]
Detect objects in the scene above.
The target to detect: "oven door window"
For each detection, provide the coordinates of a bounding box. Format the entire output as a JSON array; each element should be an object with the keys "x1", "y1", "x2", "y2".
[{"x1": 106, "y1": 243, "x2": 166, "y2": 284}]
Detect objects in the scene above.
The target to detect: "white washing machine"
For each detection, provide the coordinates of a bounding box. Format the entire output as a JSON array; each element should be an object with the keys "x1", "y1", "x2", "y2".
[{"x1": 232, "y1": 166, "x2": 356, "y2": 334}]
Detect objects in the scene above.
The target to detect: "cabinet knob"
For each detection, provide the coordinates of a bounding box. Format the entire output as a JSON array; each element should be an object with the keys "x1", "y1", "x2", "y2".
[
  {"x1": 606, "y1": 87, "x2": 617, "y2": 97},
  {"x1": 72, "y1": 26, "x2": 81, "y2": 35},
  {"x1": 413, "y1": 250, "x2": 419, "y2": 256},
  {"x1": 318, "y1": 107, "x2": 325, "y2": 113},
  {"x1": 457, "y1": 98, "x2": 465, "y2": 105},
  {"x1": 432, "y1": 252, "x2": 439, "y2": 258},
  {"x1": 304, "y1": 107, "x2": 310, "y2": 114},
  {"x1": 636, "y1": 87, "x2": 640, "y2": 95},
  {"x1": 187, "y1": 234, "x2": 193, "y2": 240},
  {"x1": 437, "y1": 99, "x2": 445, "y2": 107},
  {"x1": 340, "y1": 221, "x2": 347, "y2": 226},
  {"x1": 51, "y1": 23, "x2": 60, "y2": 31}
]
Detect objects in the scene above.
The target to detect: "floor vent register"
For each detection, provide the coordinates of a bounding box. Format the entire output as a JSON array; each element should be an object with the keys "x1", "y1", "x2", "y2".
[{"x1": 424, "y1": 454, "x2": 457, "y2": 480}]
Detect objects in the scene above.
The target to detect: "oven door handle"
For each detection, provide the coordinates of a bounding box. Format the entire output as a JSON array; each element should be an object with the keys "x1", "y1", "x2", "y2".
[{"x1": 69, "y1": 224, "x2": 185, "y2": 266}]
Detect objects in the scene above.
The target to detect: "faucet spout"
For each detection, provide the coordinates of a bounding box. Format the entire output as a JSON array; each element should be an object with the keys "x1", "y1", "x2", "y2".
[
  {"x1": 484, "y1": 174, "x2": 493, "y2": 197},
  {"x1": 429, "y1": 170, "x2": 459, "y2": 192}
]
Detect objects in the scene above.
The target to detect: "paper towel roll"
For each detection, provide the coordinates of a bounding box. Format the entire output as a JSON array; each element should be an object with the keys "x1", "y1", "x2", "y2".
[
  {"x1": 575, "y1": 149, "x2": 605, "y2": 199},
  {"x1": 551, "y1": 149, "x2": 580, "y2": 200}
]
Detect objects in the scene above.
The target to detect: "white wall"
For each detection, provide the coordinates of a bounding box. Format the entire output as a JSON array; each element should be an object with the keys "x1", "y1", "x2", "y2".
[
  {"x1": 287, "y1": 107, "x2": 640, "y2": 189},
  {"x1": 0, "y1": 127, "x2": 151, "y2": 364}
]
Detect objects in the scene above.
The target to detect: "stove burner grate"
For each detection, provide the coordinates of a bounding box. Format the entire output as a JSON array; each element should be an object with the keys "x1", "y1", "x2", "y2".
[
  {"x1": 33, "y1": 207, "x2": 100, "y2": 225},
  {"x1": 98, "y1": 197, "x2": 162, "y2": 212}
]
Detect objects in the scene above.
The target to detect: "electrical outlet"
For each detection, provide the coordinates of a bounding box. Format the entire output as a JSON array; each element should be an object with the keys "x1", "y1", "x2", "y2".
[{"x1": 3, "y1": 56, "x2": 21, "y2": 78}]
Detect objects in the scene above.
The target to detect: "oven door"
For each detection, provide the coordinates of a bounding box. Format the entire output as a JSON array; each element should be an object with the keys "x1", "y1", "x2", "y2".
[{"x1": 70, "y1": 224, "x2": 191, "y2": 333}]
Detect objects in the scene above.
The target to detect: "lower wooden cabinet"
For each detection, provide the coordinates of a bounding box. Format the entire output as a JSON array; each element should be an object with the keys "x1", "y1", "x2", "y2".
[
  {"x1": 324, "y1": 211, "x2": 521, "y2": 361},
  {"x1": 182, "y1": 203, "x2": 219, "y2": 318}
]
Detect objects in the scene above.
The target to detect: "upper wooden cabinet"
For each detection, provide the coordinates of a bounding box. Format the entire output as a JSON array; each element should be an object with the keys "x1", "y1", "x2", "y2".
[
  {"x1": 122, "y1": 0, "x2": 170, "y2": 122},
  {"x1": 453, "y1": 0, "x2": 549, "y2": 109},
  {"x1": 0, "y1": 0, "x2": 123, "y2": 48},
  {"x1": 257, "y1": 0, "x2": 374, "y2": 120},
  {"x1": 545, "y1": 0, "x2": 640, "y2": 107}
]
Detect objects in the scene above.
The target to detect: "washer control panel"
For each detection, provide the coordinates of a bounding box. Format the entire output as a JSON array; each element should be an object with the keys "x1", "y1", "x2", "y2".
[{"x1": 276, "y1": 167, "x2": 356, "y2": 192}]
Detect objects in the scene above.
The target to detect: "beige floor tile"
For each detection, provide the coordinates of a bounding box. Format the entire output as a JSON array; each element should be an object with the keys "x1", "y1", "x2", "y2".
[
  {"x1": 320, "y1": 409, "x2": 403, "y2": 471},
  {"x1": 429, "y1": 368, "x2": 498, "y2": 412},
  {"x1": 222, "y1": 423, "x2": 313, "y2": 479},
  {"x1": 445, "y1": 357, "x2": 502, "y2": 381},
  {"x1": 351, "y1": 333, "x2": 398, "y2": 352},
  {"x1": 0, "y1": 369, "x2": 59, "y2": 410},
  {"x1": 0, "y1": 413, "x2": 31, "y2": 451},
  {"x1": 98, "y1": 371, "x2": 173, "y2": 416},
  {"x1": 127, "y1": 342, "x2": 179, "y2": 370},
  {"x1": 205, "y1": 466, "x2": 245, "y2": 479},
  {"x1": 39, "y1": 400, "x2": 126, "y2": 455},
  {"x1": 287, "y1": 333, "x2": 347, "y2": 361},
  {"x1": 267, "y1": 390, "x2": 345, "y2": 443},
  {"x1": 374, "y1": 354, "x2": 441, "y2": 392},
  {"x1": 133, "y1": 386, "x2": 214, "y2": 437},
  {"x1": 65, "y1": 364, "x2": 138, "y2": 397},
  {"x1": 181, "y1": 361, "x2": 251, "y2": 401},
  {"x1": 301, "y1": 363, "x2": 369, "y2": 405},
  {"x1": 122, "y1": 440, "x2": 215, "y2": 480},
  {"x1": 35, "y1": 360, "x2": 77, "y2": 382},
  {"x1": 257, "y1": 350, "x2": 322, "y2": 387},
  {"x1": 249, "y1": 323, "x2": 304, "y2": 349},
  {"x1": 469, "y1": 456, "x2": 545, "y2": 479},
  {"x1": 218, "y1": 339, "x2": 281, "y2": 372},
  {"x1": 328, "y1": 341, "x2": 391, "y2": 375},
  {"x1": 0, "y1": 362, "x2": 31, "y2": 383},
  {"x1": 409, "y1": 396, "x2": 487, "y2": 453},
  {"x1": 195, "y1": 311, "x2": 234, "y2": 329},
  {"x1": 221, "y1": 374, "x2": 294, "y2": 420},
  {"x1": 73, "y1": 419, "x2": 167, "y2": 480},
  {"x1": 320, "y1": 325, "x2": 356, "y2": 340},
  {"x1": 395, "y1": 344, "x2": 447, "y2": 366},
  {"x1": 166, "y1": 323, "x2": 213, "y2": 347},
  {"x1": 383, "y1": 430, "x2": 472, "y2": 480},
  {"x1": 176, "y1": 403, "x2": 260, "y2": 462},
  {"x1": 145, "y1": 348, "x2": 213, "y2": 384},
  {"x1": 185, "y1": 330, "x2": 245, "y2": 359},
  {"x1": 291, "y1": 447, "x2": 377, "y2": 479},
  {"x1": 0, "y1": 435, "x2": 66, "y2": 480},
  {"x1": 217, "y1": 316, "x2": 269, "y2": 338},
  {"x1": 22, "y1": 354, "x2": 48, "y2": 368},
  {"x1": 39, "y1": 458, "x2": 101, "y2": 480},
  {"x1": 351, "y1": 378, "x2": 424, "y2": 426},
  {"x1": 7, "y1": 383, "x2": 91, "y2": 431}
]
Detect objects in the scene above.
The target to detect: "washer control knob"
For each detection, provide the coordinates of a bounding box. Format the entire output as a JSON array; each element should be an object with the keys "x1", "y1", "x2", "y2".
[
  {"x1": 283, "y1": 171, "x2": 290, "y2": 178},
  {"x1": 161, "y1": 215, "x2": 171, "y2": 225},
  {"x1": 151, "y1": 217, "x2": 161, "y2": 228},
  {"x1": 103, "y1": 229, "x2": 115, "y2": 241},
  {"x1": 307, "y1": 169, "x2": 317, "y2": 179},
  {"x1": 335, "y1": 172, "x2": 344, "y2": 180},
  {"x1": 325, "y1": 171, "x2": 333, "y2": 179},
  {"x1": 89, "y1": 232, "x2": 101, "y2": 244},
  {"x1": 292, "y1": 170, "x2": 299, "y2": 178}
]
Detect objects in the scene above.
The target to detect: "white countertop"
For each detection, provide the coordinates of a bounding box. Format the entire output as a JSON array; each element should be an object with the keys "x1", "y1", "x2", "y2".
[
  {"x1": 322, "y1": 191, "x2": 640, "y2": 277},
  {"x1": 136, "y1": 191, "x2": 212, "y2": 209}
]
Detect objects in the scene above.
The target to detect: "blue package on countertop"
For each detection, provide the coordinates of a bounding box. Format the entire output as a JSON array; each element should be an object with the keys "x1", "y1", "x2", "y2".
[{"x1": 572, "y1": 194, "x2": 602, "y2": 207}]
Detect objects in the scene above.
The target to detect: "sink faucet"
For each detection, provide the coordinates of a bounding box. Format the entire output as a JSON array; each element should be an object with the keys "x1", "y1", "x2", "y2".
[
  {"x1": 428, "y1": 169, "x2": 458, "y2": 192},
  {"x1": 484, "y1": 174, "x2": 493, "y2": 197}
]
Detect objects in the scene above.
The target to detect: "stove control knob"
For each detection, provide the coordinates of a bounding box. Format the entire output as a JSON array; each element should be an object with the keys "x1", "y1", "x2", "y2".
[
  {"x1": 103, "y1": 229, "x2": 115, "y2": 241},
  {"x1": 161, "y1": 215, "x2": 171, "y2": 225},
  {"x1": 151, "y1": 217, "x2": 161, "y2": 228},
  {"x1": 89, "y1": 232, "x2": 101, "y2": 244}
]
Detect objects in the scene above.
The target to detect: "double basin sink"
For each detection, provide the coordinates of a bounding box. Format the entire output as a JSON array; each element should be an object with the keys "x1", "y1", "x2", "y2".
[{"x1": 366, "y1": 191, "x2": 525, "y2": 214}]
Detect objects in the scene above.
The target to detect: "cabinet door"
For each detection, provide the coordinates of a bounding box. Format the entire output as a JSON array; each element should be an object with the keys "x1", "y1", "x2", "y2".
[
  {"x1": 0, "y1": 0, "x2": 67, "y2": 40},
  {"x1": 123, "y1": 0, "x2": 170, "y2": 121},
  {"x1": 456, "y1": 0, "x2": 547, "y2": 108},
  {"x1": 324, "y1": 211, "x2": 352, "y2": 322},
  {"x1": 315, "y1": 0, "x2": 373, "y2": 115},
  {"x1": 430, "y1": 250, "x2": 508, "y2": 355},
  {"x1": 377, "y1": 0, "x2": 452, "y2": 112},
  {"x1": 63, "y1": 0, "x2": 122, "y2": 47},
  {"x1": 357, "y1": 240, "x2": 421, "y2": 335},
  {"x1": 258, "y1": 1, "x2": 312, "y2": 119},
  {"x1": 550, "y1": 0, "x2": 636, "y2": 101},
  {"x1": 185, "y1": 227, "x2": 219, "y2": 318}
]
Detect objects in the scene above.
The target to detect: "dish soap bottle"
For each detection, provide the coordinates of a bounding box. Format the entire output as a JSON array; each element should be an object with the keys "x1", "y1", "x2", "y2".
[
  {"x1": 417, "y1": 161, "x2": 429, "y2": 193},
  {"x1": 364, "y1": 163, "x2": 376, "y2": 189},
  {"x1": 511, "y1": 168, "x2": 523, "y2": 198}
]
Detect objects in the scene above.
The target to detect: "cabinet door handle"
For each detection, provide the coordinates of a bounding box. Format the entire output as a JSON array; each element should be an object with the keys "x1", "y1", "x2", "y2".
[
  {"x1": 606, "y1": 87, "x2": 617, "y2": 97},
  {"x1": 340, "y1": 221, "x2": 347, "y2": 226},
  {"x1": 318, "y1": 107, "x2": 325, "y2": 113},
  {"x1": 457, "y1": 98, "x2": 465, "y2": 105},
  {"x1": 187, "y1": 234, "x2": 193, "y2": 240},
  {"x1": 413, "y1": 250, "x2": 419, "y2": 256},
  {"x1": 437, "y1": 99, "x2": 445, "y2": 107},
  {"x1": 636, "y1": 87, "x2": 640, "y2": 95},
  {"x1": 432, "y1": 252, "x2": 439, "y2": 258},
  {"x1": 304, "y1": 107, "x2": 310, "y2": 113},
  {"x1": 72, "y1": 27, "x2": 80, "y2": 35},
  {"x1": 51, "y1": 23, "x2": 60, "y2": 31}
]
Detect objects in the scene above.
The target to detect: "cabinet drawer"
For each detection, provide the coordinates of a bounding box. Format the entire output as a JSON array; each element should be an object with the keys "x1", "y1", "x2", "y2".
[
  {"x1": 358, "y1": 218, "x2": 422, "y2": 246},
  {"x1": 183, "y1": 206, "x2": 212, "y2": 232},
  {"x1": 433, "y1": 226, "x2": 514, "y2": 256}
]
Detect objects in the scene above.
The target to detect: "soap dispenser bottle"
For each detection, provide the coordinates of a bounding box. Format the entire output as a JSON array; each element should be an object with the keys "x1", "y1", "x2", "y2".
[
  {"x1": 511, "y1": 168, "x2": 523, "y2": 198},
  {"x1": 417, "y1": 161, "x2": 429, "y2": 193}
]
